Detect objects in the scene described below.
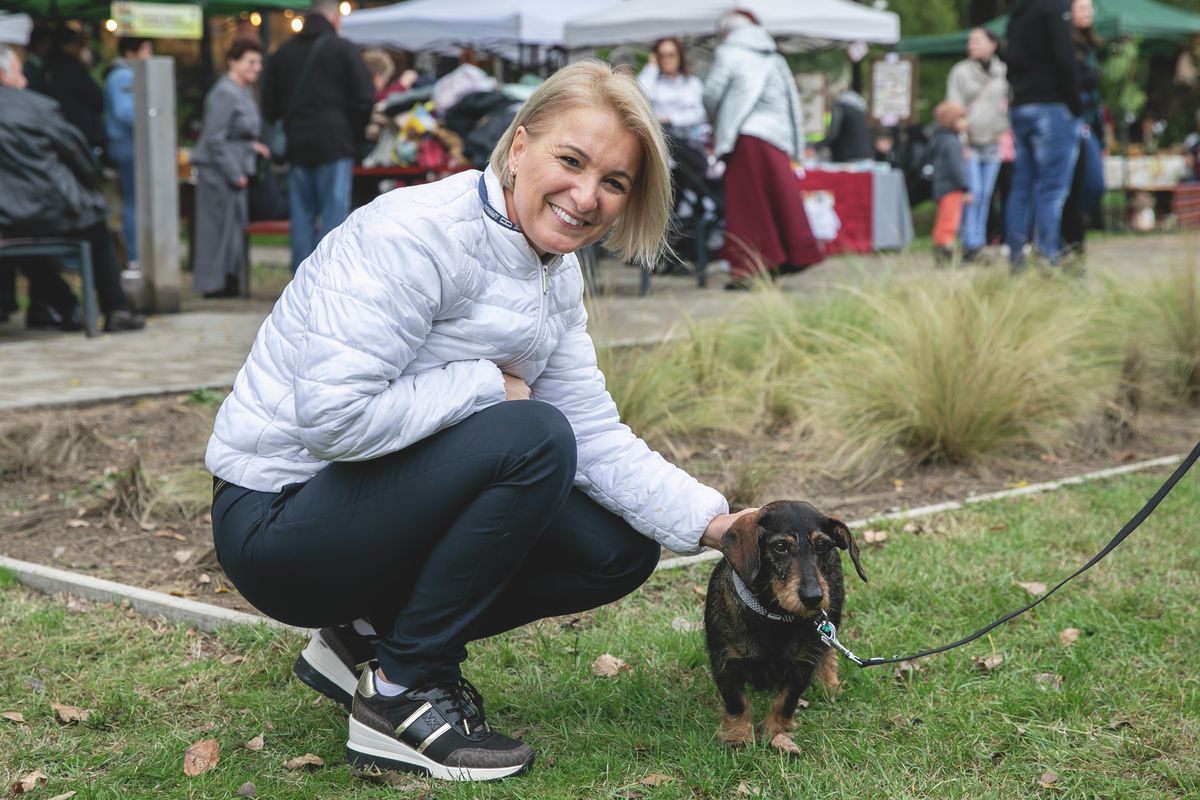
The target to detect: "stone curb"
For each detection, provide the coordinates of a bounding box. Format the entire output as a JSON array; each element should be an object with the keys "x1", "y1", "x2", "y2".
[{"x1": 0, "y1": 452, "x2": 1186, "y2": 633}]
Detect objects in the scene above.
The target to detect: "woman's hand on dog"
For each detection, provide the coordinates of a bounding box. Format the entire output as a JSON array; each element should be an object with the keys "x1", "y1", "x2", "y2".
[
  {"x1": 701, "y1": 507, "x2": 759, "y2": 551},
  {"x1": 503, "y1": 373, "x2": 531, "y2": 401}
]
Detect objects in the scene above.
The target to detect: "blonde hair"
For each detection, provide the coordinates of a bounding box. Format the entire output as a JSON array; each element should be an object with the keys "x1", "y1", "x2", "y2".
[
  {"x1": 934, "y1": 100, "x2": 966, "y2": 128},
  {"x1": 362, "y1": 48, "x2": 394, "y2": 84},
  {"x1": 489, "y1": 59, "x2": 672, "y2": 267}
]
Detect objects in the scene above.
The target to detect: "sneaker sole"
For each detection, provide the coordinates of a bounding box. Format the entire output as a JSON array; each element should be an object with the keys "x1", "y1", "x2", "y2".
[
  {"x1": 293, "y1": 634, "x2": 358, "y2": 710},
  {"x1": 346, "y1": 716, "x2": 533, "y2": 782}
]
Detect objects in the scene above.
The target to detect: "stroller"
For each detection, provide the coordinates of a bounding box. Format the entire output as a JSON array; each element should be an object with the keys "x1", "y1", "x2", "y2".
[{"x1": 662, "y1": 128, "x2": 723, "y2": 287}]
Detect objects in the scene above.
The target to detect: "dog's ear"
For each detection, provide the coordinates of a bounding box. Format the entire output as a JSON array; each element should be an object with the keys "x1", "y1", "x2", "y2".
[
  {"x1": 823, "y1": 516, "x2": 868, "y2": 583},
  {"x1": 721, "y1": 511, "x2": 762, "y2": 585}
]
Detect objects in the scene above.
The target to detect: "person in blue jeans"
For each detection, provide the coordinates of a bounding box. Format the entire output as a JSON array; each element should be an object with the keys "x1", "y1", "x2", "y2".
[
  {"x1": 260, "y1": 0, "x2": 374, "y2": 273},
  {"x1": 1004, "y1": 0, "x2": 1082, "y2": 269},
  {"x1": 103, "y1": 37, "x2": 153, "y2": 268}
]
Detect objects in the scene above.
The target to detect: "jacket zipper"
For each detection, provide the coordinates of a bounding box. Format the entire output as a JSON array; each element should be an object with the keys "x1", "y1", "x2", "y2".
[{"x1": 541, "y1": 264, "x2": 549, "y2": 294}]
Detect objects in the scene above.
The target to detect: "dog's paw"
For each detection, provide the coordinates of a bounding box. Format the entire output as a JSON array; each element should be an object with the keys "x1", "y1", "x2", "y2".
[
  {"x1": 717, "y1": 716, "x2": 754, "y2": 748},
  {"x1": 769, "y1": 732, "x2": 802, "y2": 756}
]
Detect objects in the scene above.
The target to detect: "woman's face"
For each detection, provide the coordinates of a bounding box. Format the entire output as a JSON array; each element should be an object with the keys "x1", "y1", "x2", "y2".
[
  {"x1": 505, "y1": 105, "x2": 641, "y2": 257},
  {"x1": 966, "y1": 29, "x2": 996, "y2": 61},
  {"x1": 229, "y1": 51, "x2": 263, "y2": 86},
  {"x1": 1072, "y1": 0, "x2": 1094, "y2": 29},
  {"x1": 656, "y1": 41, "x2": 681, "y2": 76}
]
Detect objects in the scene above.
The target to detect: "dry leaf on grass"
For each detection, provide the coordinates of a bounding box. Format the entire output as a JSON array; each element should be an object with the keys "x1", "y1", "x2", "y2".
[
  {"x1": 902, "y1": 521, "x2": 923, "y2": 534},
  {"x1": 591, "y1": 653, "x2": 630, "y2": 677},
  {"x1": 769, "y1": 732, "x2": 801, "y2": 754},
  {"x1": 65, "y1": 519, "x2": 89, "y2": 528},
  {"x1": 221, "y1": 654, "x2": 246, "y2": 666},
  {"x1": 282, "y1": 753, "x2": 324, "y2": 770},
  {"x1": 51, "y1": 703, "x2": 90, "y2": 724},
  {"x1": 183, "y1": 738, "x2": 220, "y2": 776},
  {"x1": 736, "y1": 781, "x2": 765, "y2": 797},
  {"x1": 3, "y1": 711, "x2": 26, "y2": 724},
  {"x1": 1016, "y1": 581, "x2": 1047, "y2": 596},
  {"x1": 155, "y1": 529, "x2": 187, "y2": 541},
  {"x1": 893, "y1": 660, "x2": 921, "y2": 682},
  {"x1": 1059, "y1": 627, "x2": 1081, "y2": 646},
  {"x1": 973, "y1": 654, "x2": 1004, "y2": 672},
  {"x1": 173, "y1": 549, "x2": 194, "y2": 565},
  {"x1": 64, "y1": 596, "x2": 89, "y2": 614},
  {"x1": 1104, "y1": 718, "x2": 1132, "y2": 731},
  {"x1": 1038, "y1": 770, "x2": 1060, "y2": 787},
  {"x1": 47, "y1": 792, "x2": 77, "y2": 800},
  {"x1": 244, "y1": 734, "x2": 264, "y2": 752},
  {"x1": 10, "y1": 769, "x2": 48, "y2": 794},
  {"x1": 1035, "y1": 673, "x2": 1064, "y2": 691},
  {"x1": 197, "y1": 721, "x2": 217, "y2": 732},
  {"x1": 639, "y1": 774, "x2": 674, "y2": 787},
  {"x1": 861, "y1": 529, "x2": 888, "y2": 544},
  {"x1": 670, "y1": 617, "x2": 702, "y2": 633},
  {"x1": 988, "y1": 523, "x2": 1009, "y2": 532},
  {"x1": 236, "y1": 782, "x2": 256, "y2": 797}
]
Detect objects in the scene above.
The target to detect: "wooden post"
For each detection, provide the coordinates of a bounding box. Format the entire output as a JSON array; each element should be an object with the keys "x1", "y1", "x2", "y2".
[{"x1": 133, "y1": 56, "x2": 181, "y2": 313}]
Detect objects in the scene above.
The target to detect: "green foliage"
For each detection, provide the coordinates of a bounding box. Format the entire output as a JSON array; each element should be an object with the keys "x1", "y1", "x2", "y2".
[
  {"x1": 0, "y1": 567, "x2": 16, "y2": 590},
  {"x1": 1102, "y1": 38, "x2": 1148, "y2": 125},
  {"x1": 186, "y1": 387, "x2": 224, "y2": 406}
]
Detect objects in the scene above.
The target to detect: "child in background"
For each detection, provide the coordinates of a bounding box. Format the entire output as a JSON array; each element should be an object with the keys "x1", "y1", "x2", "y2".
[{"x1": 929, "y1": 101, "x2": 971, "y2": 264}]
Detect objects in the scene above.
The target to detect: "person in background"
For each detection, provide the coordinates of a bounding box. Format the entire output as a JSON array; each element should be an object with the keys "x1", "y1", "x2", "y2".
[
  {"x1": 191, "y1": 40, "x2": 270, "y2": 299},
  {"x1": 206, "y1": 60, "x2": 747, "y2": 782},
  {"x1": 0, "y1": 43, "x2": 144, "y2": 333},
  {"x1": 638, "y1": 37, "x2": 708, "y2": 145},
  {"x1": 362, "y1": 47, "x2": 395, "y2": 101},
  {"x1": 946, "y1": 28, "x2": 1009, "y2": 262},
  {"x1": 1004, "y1": 0, "x2": 1082, "y2": 270},
  {"x1": 261, "y1": 0, "x2": 375, "y2": 273},
  {"x1": 1059, "y1": 0, "x2": 1106, "y2": 259},
  {"x1": 46, "y1": 23, "x2": 105, "y2": 155},
  {"x1": 22, "y1": 25, "x2": 51, "y2": 94},
  {"x1": 819, "y1": 73, "x2": 873, "y2": 163},
  {"x1": 929, "y1": 101, "x2": 971, "y2": 265},
  {"x1": 104, "y1": 37, "x2": 153, "y2": 270},
  {"x1": 704, "y1": 10, "x2": 822, "y2": 288}
]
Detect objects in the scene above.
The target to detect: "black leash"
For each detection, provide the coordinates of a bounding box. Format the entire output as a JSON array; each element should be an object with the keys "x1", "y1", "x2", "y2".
[{"x1": 816, "y1": 440, "x2": 1200, "y2": 668}]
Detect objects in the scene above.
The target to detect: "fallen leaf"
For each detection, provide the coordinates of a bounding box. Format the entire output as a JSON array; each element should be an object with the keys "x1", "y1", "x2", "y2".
[
  {"x1": 282, "y1": 753, "x2": 324, "y2": 770},
  {"x1": 1035, "y1": 672, "x2": 1064, "y2": 691},
  {"x1": 1104, "y1": 718, "x2": 1133, "y2": 731},
  {"x1": 36, "y1": 493, "x2": 50, "y2": 502},
  {"x1": 10, "y1": 769, "x2": 48, "y2": 793},
  {"x1": 670, "y1": 616, "x2": 701, "y2": 633},
  {"x1": 197, "y1": 574, "x2": 212, "y2": 585},
  {"x1": 1006, "y1": 479, "x2": 1030, "y2": 489},
  {"x1": 988, "y1": 523, "x2": 1008, "y2": 532},
  {"x1": 47, "y1": 793, "x2": 77, "y2": 800},
  {"x1": 893, "y1": 660, "x2": 921, "y2": 682},
  {"x1": 220, "y1": 654, "x2": 246, "y2": 666},
  {"x1": 736, "y1": 781, "x2": 765, "y2": 797},
  {"x1": 51, "y1": 703, "x2": 90, "y2": 724},
  {"x1": 1038, "y1": 770, "x2": 1060, "y2": 788},
  {"x1": 169, "y1": 591, "x2": 194, "y2": 598},
  {"x1": 639, "y1": 774, "x2": 674, "y2": 786},
  {"x1": 591, "y1": 653, "x2": 630, "y2": 677},
  {"x1": 1059, "y1": 627, "x2": 1082, "y2": 646},
  {"x1": 139, "y1": 520, "x2": 157, "y2": 531},
  {"x1": 183, "y1": 738, "x2": 219, "y2": 776},
  {"x1": 65, "y1": 519, "x2": 90, "y2": 528},
  {"x1": 1117, "y1": 451, "x2": 1137, "y2": 463},
  {"x1": 155, "y1": 530, "x2": 187, "y2": 541},
  {"x1": 3, "y1": 711, "x2": 26, "y2": 724},
  {"x1": 64, "y1": 596, "x2": 89, "y2": 614},
  {"x1": 769, "y1": 732, "x2": 802, "y2": 755},
  {"x1": 197, "y1": 721, "x2": 217, "y2": 732},
  {"x1": 244, "y1": 734, "x2": 264, "y2": 751},
  {"x1": 691, "y1": 585, "x2": 707, "y2": 599},
  {"x1": 236, "y1": 783, "x2": 256, "y2": 798},
  {"x1": 892, "y1": 479, "x2": 905, "y2": 491},
  {"x1": 973, "y1": 653, "x2": 1004, "y2": 672},
  {"x1": 795, "y1": 698, "x2": 809, "y2": 709},
  {"x1": 1016, "y1": 581, "x2": 1047, "y2": 596},
  {"x1": 1039, "y1": 453, "x2": 1061, "y2": 464},
  {"x1": 862, "y1": 529, "x2": 888, "y2": 544},
  {"x1": 902, "y1": 521, "x2": 923, "y2": 534},
  {"x1": 173, "y1": 549, "x2": 194, "y2": 565},
  {"x1": 349, "y1": 764, "x2": 430, "y2": 790}
]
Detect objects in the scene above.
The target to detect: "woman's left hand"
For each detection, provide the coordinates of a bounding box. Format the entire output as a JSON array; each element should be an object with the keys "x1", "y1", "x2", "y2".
[
  {"x1": 253, "y1": 142, "x2": 271, "y2": 159},
  {"x1": 700, "y1": 507, "x2": 758, "y2": 551}
]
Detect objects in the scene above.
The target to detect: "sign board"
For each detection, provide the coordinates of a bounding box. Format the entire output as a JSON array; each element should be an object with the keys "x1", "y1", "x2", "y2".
[
  {"x1": 869, "y1": 53, "x2": 917, "y2": 126},
  {"x1": 111, "y1": 2, "x2": 202, "y2": 40}
]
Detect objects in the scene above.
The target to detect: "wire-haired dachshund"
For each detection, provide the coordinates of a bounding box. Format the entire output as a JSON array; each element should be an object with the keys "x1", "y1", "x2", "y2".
[{"x1": 704, "y1": 500, "x2": 867, "y2": 754}]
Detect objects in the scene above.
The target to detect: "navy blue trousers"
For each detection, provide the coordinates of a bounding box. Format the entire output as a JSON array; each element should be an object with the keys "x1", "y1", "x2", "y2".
[{"x1": 212, "y1": 401, "x2": 660, "y2": 686}]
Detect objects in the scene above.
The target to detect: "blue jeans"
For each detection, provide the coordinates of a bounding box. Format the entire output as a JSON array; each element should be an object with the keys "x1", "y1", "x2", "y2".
[
  {"x1": 288, "y1": 157, "x2": 353, "y2": 273},
  {"x1": 115, "y1": 155, "x2": 137, "y2": 264},
  {"x1": 961, "y1": 153, "x2": 1001, "y2": 252},
  {"x1": 1005, "y1": 104, "x2": 1081, "y2": 267}
]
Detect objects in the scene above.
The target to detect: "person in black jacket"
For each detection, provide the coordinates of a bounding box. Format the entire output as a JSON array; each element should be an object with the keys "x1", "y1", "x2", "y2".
[
  {"x1": 45, "y1": 23, "x2": 105, "y2": 156},
  {"x1": 1004, "y1": 0, "x2": 1083, "y2": 271},
  {"x1": 260, "y1": 0, "x2": 375, "y2": 273},
  {"x1": 0, "y1": 45, "x2": 143, "y2": 333}
]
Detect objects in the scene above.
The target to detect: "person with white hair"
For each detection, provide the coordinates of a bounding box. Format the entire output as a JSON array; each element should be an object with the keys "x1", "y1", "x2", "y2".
[
  {"x1": 0, "y1": 43, "x2": 144, "y2": 333},
  {"x1": 704, "y1": 10, "x2": 822, "y2": 288}
]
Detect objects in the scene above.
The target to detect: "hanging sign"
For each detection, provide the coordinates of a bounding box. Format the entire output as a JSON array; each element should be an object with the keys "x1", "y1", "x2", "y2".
[{"x1": 111, "y1": 2, "x2": 202, "y2": 40}]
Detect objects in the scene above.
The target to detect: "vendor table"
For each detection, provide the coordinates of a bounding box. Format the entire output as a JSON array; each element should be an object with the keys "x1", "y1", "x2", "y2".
[{"x1": 799, "y1": 166, "x2": 914, "y2": 255}]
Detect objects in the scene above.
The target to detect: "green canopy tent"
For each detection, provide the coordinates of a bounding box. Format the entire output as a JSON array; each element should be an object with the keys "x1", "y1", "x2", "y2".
[
  {"x1": 0, "y1": 0, "x2": 310, "y2": 20},
  {"x1": 899, "y1": 0, "x2": 1200, "y2": 56}
]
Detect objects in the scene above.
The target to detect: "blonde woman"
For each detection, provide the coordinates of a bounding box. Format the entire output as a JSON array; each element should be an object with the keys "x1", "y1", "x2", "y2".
[{"x1": 206, "y1": 60, "x2": 751, "y2": 782}]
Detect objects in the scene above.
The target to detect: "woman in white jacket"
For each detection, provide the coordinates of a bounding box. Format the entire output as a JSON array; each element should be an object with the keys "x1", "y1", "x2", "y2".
[{"x1": 206, "y1": 60, "x2": 749, "y2": 782}]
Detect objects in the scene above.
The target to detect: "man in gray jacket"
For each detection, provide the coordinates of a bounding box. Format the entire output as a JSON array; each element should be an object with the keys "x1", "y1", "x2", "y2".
[{"x1": 0, "y1": 44, "x2": 143, "y2": 332}]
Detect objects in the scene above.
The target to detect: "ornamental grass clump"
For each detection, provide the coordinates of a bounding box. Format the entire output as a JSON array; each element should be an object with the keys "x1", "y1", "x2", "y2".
[
  {"x1": 1117, "y1": 263, "x2": 1200, "y2": 405},
  {"x1": 803, "y1": 271, "x2": 1111, "y2": 479}
]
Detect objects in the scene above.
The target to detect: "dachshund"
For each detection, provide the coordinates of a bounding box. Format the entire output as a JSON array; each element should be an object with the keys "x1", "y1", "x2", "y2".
[{"x1": 703, "y1": 500, "x2": 867, "y2": 754}]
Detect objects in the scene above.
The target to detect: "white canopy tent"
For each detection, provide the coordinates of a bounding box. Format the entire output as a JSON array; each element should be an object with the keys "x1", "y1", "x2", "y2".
[
  {"x1": 340, "y1": 0, "x2": 619, "y2": 55},
  {"x1": 564, "y1": 0, "x2": 900, "y2": 49},
  {"x1": 0, "y1": 11, "x2": 32, "y2": 45}
]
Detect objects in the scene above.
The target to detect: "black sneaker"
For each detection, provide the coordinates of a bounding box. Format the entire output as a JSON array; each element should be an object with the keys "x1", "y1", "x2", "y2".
[
  {"x1": 294, "y1": 626, "x2": 378, "y2": 710},
  {"x1": 346, "y1": 672, "x2": 534, "y2": 782}
]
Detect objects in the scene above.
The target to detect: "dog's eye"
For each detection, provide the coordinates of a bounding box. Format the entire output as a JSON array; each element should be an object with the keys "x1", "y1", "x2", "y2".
[
  {"x1": 813, "y1": 537, "x2": 834, "y2": 552},
  {"x1": 770, "y1": 540, "x2": 790, "y2": 554}
]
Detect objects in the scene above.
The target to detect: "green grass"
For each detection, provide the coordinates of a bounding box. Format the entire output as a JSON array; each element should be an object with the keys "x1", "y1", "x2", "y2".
[{"x1": 2, "y1": 471, "x2": 1198, "y2": 798}]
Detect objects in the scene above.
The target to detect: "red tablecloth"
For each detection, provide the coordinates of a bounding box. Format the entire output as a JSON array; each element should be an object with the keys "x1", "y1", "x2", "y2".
[{"x1": 798, "y1": 169, "x2": 873, "y2": 255}]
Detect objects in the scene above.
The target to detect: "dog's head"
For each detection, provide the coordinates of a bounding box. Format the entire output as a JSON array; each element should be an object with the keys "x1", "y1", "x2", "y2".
[{"x1": 720, "y1": 500, "x2": 867, "y2": 616}]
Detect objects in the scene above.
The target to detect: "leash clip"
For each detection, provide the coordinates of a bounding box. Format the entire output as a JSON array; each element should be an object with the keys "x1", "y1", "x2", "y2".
[{"x1": 815, "y1": 611, "x2": 865, "y2": 666}]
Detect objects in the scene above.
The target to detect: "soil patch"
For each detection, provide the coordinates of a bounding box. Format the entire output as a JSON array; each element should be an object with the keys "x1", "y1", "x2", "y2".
[{"x1": 2, "y1": 393, "x2": 1197, "y2": 616}]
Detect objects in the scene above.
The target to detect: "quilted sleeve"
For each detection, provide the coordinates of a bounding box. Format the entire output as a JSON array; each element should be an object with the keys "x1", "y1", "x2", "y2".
[{"x1": 532, "y1": 304, "x2": 727, "y2": 554}]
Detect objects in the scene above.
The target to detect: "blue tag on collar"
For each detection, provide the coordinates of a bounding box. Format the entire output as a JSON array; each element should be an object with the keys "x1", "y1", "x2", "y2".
[{"x1": 478, "y1": 173, "x2": 522, "y2": 234}]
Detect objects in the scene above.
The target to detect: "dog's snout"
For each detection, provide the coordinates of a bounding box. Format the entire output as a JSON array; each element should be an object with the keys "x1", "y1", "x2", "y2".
[{"x1": 800, "y1": 581, "x2": 824, "y2": 609}]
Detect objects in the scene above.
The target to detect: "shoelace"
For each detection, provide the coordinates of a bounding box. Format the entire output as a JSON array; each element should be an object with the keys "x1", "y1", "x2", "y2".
[{"x1": 426, "y1": 677, "x2": 489, "y2": 735}]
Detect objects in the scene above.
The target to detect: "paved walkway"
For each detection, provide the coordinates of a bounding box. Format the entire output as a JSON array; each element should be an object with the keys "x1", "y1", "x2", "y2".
[{"x1": 0, "y1": 233, "x2": 1193, "y2": 411}]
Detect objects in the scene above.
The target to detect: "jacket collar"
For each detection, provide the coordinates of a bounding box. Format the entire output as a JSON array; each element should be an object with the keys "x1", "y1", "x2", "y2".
[{"x1": 479, "y1": 166, "x2": 564, "y2": 277}]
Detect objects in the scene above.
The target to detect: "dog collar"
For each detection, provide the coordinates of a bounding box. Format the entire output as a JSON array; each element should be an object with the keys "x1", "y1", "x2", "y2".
[{"x1": 730, "y1": 571, "x2": 796, "y2": 623}]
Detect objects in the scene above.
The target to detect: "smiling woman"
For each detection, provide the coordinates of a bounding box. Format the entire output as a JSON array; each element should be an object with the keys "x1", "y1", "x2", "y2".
[{"x1": 203, "y1": 59, "x2": 748, "y2": 783}]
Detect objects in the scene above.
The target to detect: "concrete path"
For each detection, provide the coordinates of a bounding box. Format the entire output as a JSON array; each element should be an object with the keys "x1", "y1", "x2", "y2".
[{"x1": 0, "y1": 232, "x2": 1193, "y2": 411}]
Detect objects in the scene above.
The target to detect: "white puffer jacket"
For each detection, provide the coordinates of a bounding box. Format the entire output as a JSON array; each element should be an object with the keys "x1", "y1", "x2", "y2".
[{"x1": 205, "y1": 167, "x2": 728, "y2": 554}]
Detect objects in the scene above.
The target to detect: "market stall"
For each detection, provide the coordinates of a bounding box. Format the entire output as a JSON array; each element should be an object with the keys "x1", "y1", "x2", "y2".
[{"x1": 800, "y1": 165, "x2": 913, "y2": 255}]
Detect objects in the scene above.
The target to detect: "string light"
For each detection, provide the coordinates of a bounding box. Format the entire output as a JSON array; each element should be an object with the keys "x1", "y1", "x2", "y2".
[
  {"x1": 339, "y1": 1, "x2": 351, "y2": 15},
  {"x1": 104, "y1": 18, "x2": 118, "y2": 32},
  {"x1": 249, "y1": 12, "x2": 262, "y2": 26},
  {"x1": 290, "y1": 17, "x2": 304, "y2": 32}
]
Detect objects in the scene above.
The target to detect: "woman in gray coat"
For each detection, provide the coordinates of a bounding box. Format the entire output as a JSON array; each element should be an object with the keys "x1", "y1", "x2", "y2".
[{"x1": 192, "y1": 40, "x2": 270, "y2": 297}]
